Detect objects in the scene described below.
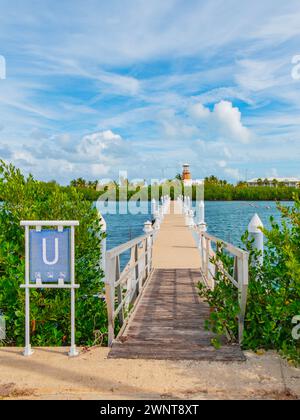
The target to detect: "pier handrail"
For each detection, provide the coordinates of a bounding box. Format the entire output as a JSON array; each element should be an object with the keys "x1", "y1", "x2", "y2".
[
  {"x1": 106, "y1": 234, "x2": 149, "y2": 259},
  {"x1": 104, "y1": 196, "x2": 168, "y2": 346},
  {"x1": 192, "y1": 227, "x2": 249, "y2": 344},
  {"x1": 105, "y1": 231, "x2": 156, "y2": 346}
]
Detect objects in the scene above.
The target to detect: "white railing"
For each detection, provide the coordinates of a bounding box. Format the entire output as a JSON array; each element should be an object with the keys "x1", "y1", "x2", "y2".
[
  {"x1": 105, "y1": 229, "x2": 157, "y2": 346},
  {"x1": 104, "y1": 196, "x2": 170, "y2": 346},
  {"x1": 176, "y1": 196, "x2": 250, "y2": 344},
  {"x1": 192, "y1": 227, "x2": 249, "y2": 344}
]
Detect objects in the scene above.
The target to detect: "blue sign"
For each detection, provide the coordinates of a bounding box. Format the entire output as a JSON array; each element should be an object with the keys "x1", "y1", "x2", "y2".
[{"x1": 29, "y1": 229, "x2": 71, "y2": 283}]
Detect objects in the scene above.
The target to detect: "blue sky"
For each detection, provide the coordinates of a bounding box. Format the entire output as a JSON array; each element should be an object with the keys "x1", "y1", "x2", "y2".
[{"x1": 0, "y1": 0, "x2": 300, "y2": 183}]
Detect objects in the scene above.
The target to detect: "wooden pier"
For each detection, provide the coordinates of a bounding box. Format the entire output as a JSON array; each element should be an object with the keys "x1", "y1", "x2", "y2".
[{"x1": 107, "y1": 201, "x2": 246, "y2": 361}]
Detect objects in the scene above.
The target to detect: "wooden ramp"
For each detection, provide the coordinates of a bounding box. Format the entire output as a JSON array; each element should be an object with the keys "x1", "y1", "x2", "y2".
[
  {"x1": 108, "y1": 268, "x2": 245, "y2": 361},
  {"x1": 108, "y1": 202, "x2": 245, "y2": 361}
]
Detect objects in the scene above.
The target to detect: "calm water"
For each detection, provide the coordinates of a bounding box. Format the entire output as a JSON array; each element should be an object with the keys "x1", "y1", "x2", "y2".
[
  {"x1": 96, "y1": 201, "x2": 293, "y2": 250},
  {"x1": 204, "y1": 201, "x2": 292, "y2": 247}
]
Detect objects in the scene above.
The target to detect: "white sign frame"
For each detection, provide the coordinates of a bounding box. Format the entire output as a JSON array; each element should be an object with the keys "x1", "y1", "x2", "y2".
[{"x1": 20, "y1": 221, "x2": 80, "y2": 357}]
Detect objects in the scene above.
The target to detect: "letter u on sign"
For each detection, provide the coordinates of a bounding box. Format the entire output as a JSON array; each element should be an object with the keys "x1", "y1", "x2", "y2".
[
  {"x1": 42, "y1": 238, "x2": 59, "y2": 265},
  {"x1": 29, "y1": 229, "x2": 71, "y2": 283}
]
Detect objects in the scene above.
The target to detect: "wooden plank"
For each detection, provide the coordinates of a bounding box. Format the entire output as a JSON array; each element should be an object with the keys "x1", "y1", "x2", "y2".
[{"x1": 108, "y1": 268, "x2": 245, "y2": 362}]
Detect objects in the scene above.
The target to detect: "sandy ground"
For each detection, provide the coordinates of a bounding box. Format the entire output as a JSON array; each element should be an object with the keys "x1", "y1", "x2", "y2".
[{"x1": 0, "y1": 347, "x2": 299, "y2": 400}]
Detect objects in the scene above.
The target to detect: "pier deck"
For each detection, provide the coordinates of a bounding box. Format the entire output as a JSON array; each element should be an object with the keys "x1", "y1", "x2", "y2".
[
  {"x1": 108, "y1": 203, "x2": 245, "y2": 361},
  {"x1": 152, "y1": 202, "x2": 200, "y2": 269}
]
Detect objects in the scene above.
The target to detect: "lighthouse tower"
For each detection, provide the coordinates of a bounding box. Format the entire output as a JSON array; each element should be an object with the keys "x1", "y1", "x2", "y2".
[{"x1": 182, "y1": 164, "x2": 192, "y2": 186}]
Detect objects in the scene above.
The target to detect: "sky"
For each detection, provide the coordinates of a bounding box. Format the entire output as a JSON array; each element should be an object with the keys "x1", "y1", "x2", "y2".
[{"x1": 0, "y1": 0, "x2": 300, "y2": 184}]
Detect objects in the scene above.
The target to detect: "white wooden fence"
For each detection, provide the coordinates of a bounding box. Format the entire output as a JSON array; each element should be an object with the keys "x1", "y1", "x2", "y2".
[
  {"x1": 103, "y1": 197, "x2": 169, "y2": 346},
  {"x1": 179, "y1": 196, "x2": 250, "y2": 344},
  {"x1": 105, "y1": 231, "x2": 156, "y2": 346},
  {"x1": 192, "y1": 227, "x2": 249, "y2": 344}
]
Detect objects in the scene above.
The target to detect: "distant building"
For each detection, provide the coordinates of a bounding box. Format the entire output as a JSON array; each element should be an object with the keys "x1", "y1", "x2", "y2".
[
  {"x1": 182, "y1": 164, "x2": 203, "y2": 187},
  {"x1": 182, "y1": 164, "x2": 192, "y2": 186},
  {"x1": 247, "y1": 177, "x2": 300, "y2": 188}
]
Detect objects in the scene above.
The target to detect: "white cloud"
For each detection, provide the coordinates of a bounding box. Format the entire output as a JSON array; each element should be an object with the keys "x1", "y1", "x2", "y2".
[
  {"x1": 43, "y1": 57, "x2": 141, "y2": 96},
  {"x1": 77, "y1": 130, "x2": 123, "y2": 160},
  {"x1": 194, "y1": 139, "x2": 234, "y2": 160},
  {"x1": 223, "y1": 167, "x2": 242, "y2": 180},
  {"x1": 217, "y1": 160, "x2": 227, "y2": 168},
  {"x1": 188, "y1": 103, "x2": 210, "y2": 119},
  {"x1": 255, "y1": 11, "x2": 300, "y2": 43},
  {"x1": 216, "y1": 159, "x2": 242, "y2": 180},
  {"x1": 159, "y1": 109, "x2": 199, "y2": 139},
  {"x1": 213, "y1": 101, "x2": 251, "y2": 144},
  {"x1": 12, "y1": 129, "x2": 141, "y2": 182},
  {"x1": 235, "y1": 59, "x2": 285, "y2": 92},
  {"x1": 189, "y1": 100, "x2": 251, "y2": 144},
  {"x1": 90, "y1": 163, "x2": 110, "y2": 177}
]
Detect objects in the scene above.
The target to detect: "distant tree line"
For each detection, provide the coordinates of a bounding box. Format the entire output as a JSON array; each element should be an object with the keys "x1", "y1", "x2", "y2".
[
  {"x1": 1, "y1": 175, "x2": 296, "y2": 202},
  {"x1": 65, "y1": 176, "x2": 297, "y2": 201},
  {"x1": 203, "y1": 176, "x2": 297, "y2": 201}
]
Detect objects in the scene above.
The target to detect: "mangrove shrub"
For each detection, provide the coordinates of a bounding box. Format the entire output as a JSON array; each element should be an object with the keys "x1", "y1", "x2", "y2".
[
  {"x1": 0, "y1": 161, "x2": 107, "y2": 347},
  {"x1": 198, "y1": 196, "x2": 300, "y2": 364}
]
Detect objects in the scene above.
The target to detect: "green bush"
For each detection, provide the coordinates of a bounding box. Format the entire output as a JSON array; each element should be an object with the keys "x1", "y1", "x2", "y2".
[
  {"x1": 198, "y1": 196, "x2": 300, "y2": 364},
  {"x1": 0, "y1": 161, "x2": 107, "y2": 347}
]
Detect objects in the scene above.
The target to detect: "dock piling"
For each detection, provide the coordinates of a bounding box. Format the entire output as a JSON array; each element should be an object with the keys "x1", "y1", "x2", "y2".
[{"x1": 248, "y1": 214, "x2": 264, "y2": 266}]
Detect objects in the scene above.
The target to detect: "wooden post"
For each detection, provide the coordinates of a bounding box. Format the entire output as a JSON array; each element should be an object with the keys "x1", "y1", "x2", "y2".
[
  {"x1": 215, "y1": 242, "x2": 220, "y2": 278},
  {"x1": 24, "y1": 225, "x2": 33, "y2": 357},
  {"x1": 237, "y1": 253, "x2": 249, "y2": 345},
  {"x1": 100, "y1": 215, "x2": 107, "y2": 272},
  {"x1": 205, "y1": 237, "x2": 210, "y2": 282},
  {"x1": 233, "y1": 255, "x2": 238, "y2": 280},
  {"x1": 105, "y1": 255, "x2": 116, "y2": 347},
  {"x1": 149, "y1": 234, "x2": 153, "y2": 272},
  {"x1": 128, "y1": 246, "x2": 136, "y2": 304},
  {"x1": 200, "y1": 234, "x2": 205, "y2": 272},
  {"x1": 115, "y1": 255, "x2": 124, "y2": 327},
  {"x1": 145, "y1": 237, "x2": 149, "y2": 280},
  {"x1": 143, "y1": 221, "x2": 153, "y2": 283},
  {"x1": 197, "y1": 200, "x2": 207, "y2": 234},
  {"x1": 248, "y1": 213, "x2": 264, "y2": 266},
  {"x1": 186, "y1": 210, "x2": 194, "y2": 227},
  {"x1": 198, "y1": 200, "x2": 205, "y2": 224},
  {"x1": 135, "y1": 244, "x2": 140, "y2": 294},
  {"x1": 151, "y1": 199, "x2": 157, "y2": 216}
]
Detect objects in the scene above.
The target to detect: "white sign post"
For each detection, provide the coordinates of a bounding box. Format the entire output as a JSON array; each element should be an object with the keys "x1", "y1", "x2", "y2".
[{"x1": 20, "y1": 221, "x2": 80, "y2": 357}]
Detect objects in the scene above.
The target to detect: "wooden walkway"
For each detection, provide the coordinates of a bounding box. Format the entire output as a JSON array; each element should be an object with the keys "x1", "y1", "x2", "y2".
[{"x1": 108, "y1": 203, "x2": 245, "y2": 361}]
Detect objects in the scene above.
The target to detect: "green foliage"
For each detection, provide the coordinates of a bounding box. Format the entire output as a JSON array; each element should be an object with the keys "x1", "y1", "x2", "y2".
[
  {"x1": 3, "y1": 174, "x2": 296, "y2": 203},
  {"x1": 0, "y1": 161, "x2": 107, "y2": 347},
  {"x1": 198, "y1": 196, "x2": 300, "y2": 364},
  {"x1": 73, "y1": 186, "x2": 101, "y2": 201},
  {"x1": 202, "y1": 180, "x2": 297, "y2": 201}
]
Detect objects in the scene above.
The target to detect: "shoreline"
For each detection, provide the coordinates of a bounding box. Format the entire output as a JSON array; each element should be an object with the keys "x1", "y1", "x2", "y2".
[{"x1": 94, "y1": 199, "x2": 295, "y2": 202}]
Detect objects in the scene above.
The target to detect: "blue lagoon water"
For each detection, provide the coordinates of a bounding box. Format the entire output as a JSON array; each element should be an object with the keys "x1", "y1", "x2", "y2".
[
  {"x1": 96, "y1": 201, "x2": 152, "y2": 250},
  {"x1": 96, "y1": 201, "x2": 293, "y2": 250},
  {"x1": 204, "y1": 201, "x2": 293, "y2": 247}
]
